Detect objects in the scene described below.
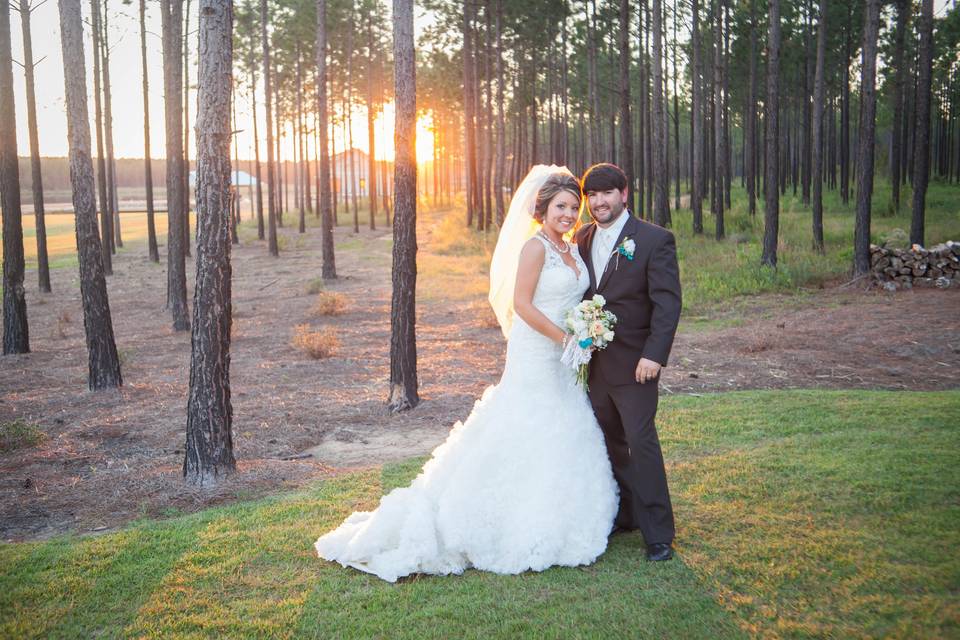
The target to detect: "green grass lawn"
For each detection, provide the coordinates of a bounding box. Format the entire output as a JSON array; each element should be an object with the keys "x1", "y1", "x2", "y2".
[
  {"x1": 664, "y1": 179, "x2": 960, "y2": 318},
  {"x1": 2, "y1": 390, "x2": 957, "y2": 639}
]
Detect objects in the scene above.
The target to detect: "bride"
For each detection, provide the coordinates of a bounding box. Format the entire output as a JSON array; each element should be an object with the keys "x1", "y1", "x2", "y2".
[{"x1": 314, "y1": 166, "x2": 618, "y2": 582}]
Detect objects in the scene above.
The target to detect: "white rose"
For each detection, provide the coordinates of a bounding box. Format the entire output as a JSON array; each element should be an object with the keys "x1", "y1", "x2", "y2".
[
  {"x1": 603, "y1": 331, "x2": 615, "y2": 341},
  {"x1": 623, "y1": 239, "x2": 636, "y2": 253},
  {"x1": 592, "y1": 294, "x2": 606, "y2": 307}
]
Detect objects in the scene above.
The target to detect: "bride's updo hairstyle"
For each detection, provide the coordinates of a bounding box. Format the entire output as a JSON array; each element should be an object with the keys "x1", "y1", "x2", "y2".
[{"x1": 532, "y1": 172, "x2": 582, "y2": 223}]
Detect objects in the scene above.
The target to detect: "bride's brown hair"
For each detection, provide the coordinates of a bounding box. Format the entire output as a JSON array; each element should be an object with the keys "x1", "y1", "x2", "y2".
[{"x1": 532, "y1": 173, "x2": 583, "y2": 226}]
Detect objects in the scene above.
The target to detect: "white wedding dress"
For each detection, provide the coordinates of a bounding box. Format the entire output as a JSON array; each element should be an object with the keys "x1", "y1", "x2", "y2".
[{"x1": 314, "y1": 235, "x2": 618, "y2": 582}]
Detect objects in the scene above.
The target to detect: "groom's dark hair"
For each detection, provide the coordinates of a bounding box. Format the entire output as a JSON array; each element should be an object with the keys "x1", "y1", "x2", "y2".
[{"x1": 581, "y1": 163, "x2": 627, "y2": 194}]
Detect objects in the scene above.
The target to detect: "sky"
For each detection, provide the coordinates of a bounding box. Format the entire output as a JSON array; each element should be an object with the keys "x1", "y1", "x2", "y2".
[
  {"x1": 8, "y1": 0, "x2": 437, "y2": 161},
  {"x1": 8, "y1": 0, "x2": 955, "y2": 161}
]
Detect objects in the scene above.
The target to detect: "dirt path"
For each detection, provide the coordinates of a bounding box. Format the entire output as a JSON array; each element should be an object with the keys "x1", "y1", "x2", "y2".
[
  {"x1": 663, "y1": 287, "x2": 960, "y2": 392},
  {"x1": 1, "y1": 212, "x2": 957, "y2": 541}
]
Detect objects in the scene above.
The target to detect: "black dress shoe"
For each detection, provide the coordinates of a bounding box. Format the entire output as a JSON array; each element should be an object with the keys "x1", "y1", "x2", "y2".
[
  {"x1": 610, "y1": 524, "x2": 630, "y2": 536},
  {"x1": 645, "y1": 542, "x2": 674, "y2": 561}
]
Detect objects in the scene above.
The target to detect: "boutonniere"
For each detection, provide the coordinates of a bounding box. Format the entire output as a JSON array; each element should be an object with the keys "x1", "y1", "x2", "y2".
[{"x1": 611, "y1": 237, "x2": 635, "y2": 271}]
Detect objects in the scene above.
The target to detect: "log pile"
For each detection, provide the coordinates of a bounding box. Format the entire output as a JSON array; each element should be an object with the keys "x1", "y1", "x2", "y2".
[{"x1": 870, "y1": 241, "x2": 959, "y2": 290}]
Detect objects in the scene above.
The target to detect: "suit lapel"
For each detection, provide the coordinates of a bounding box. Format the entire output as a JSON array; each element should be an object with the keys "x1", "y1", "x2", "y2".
[
  {"x1": 596, "y1": 214, "x2": 638, "y2": 293},
  {"x1": 579, "y1": 223, "x2": 600, "y2": 292}
]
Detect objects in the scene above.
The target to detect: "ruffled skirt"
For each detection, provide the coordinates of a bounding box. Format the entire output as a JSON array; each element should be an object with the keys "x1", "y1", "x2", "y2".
[{"x1": 314, "y1": 362, "x2": 618, "y2": 583}]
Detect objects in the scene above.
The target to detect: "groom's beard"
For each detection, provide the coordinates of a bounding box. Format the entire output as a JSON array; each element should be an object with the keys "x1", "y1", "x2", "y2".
[{"x1": 591, "y1": 199, "x2": 625, "y2": 227}]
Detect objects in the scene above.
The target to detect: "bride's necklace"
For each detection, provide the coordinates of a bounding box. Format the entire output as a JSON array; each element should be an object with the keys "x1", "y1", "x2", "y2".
[{"x1": 537, "y1": 230, "x2": 569, "y2": 254}]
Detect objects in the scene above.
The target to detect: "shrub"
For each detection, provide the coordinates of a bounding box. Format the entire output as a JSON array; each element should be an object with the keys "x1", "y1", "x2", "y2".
[
  {"x1": 0, "y1": 420, "x2": 45, "y2": 452},
  {"x1": 305, "y1": 278, "x2": 324, "y2": 295},
  {"x1": 292, "y1": 325, "x2": 339, "y2": 359},
  {"x1": 53, "y1": 309, "x2": 71, "y2": 339},
  {"x1": 311, "y1": 292, "x2": 347, "y2": 316}
]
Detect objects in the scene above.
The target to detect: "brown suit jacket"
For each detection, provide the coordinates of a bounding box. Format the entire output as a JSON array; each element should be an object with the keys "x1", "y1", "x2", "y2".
[{"x1": 574, "y1": 213, "x2": 682, "y2": 386}]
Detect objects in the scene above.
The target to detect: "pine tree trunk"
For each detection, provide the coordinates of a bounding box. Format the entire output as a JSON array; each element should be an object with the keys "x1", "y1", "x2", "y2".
[
  {"x1": 840, "y1": 4, "x2": 851, "y2": 204},
  {"x1": 494, "y1": 0, "x2": 505, "y2": 225},
  {"x1": 477, "y1": 29, "x2": 489, "y2": 232},
  {"x1": 811, "y1": 0, "x2": 827, "y2": 254},
  {"x1": 634, "y1": 1, "x2": 644, "y2": 215},
  {"x1": 712, "y1": 0, "x2": 725, "y2": 238},
  {"x1": 348, "y1": 124, "x2": 358, "y2": 232},
  {"x1": 1, "y1": 0, "x2": 28, "y2": 353},
  {"x1": 346, "y1": 8, "x2": 359, "y2": 233},
  {"x1": 294, "y1": 114, "x2": 301, "y2": 215},
  {"x1": 57, "y1": 0, "x2": 122, "y2": 388},
  {"x1": 277, "y1": 107, "x2": 284, "y2": 224},
  {"x1": 366, "y1": 10, "x2": 377, "y2": 230},
  {"x1": 184, "y1": 0, "x2": 236, "y2": 486},
  {"x1": 619, "y1": 0, "x2": 634, "y2": 208},
  {"x1": 530, "y1": 48, "x2": 539, "y2": 169},
  {"x1": 303, "y1": 85, "x2": 312, "y2": 219},
  {"x1": 801, "y1": 0, "x2": 812, "y2": 205},
  {"x1": 711, "y1": 0, "x2": 726, "y2": 240},
  {"x1": 462, "y1": 1, "x2": 477, "y2": 227},
  {"x1": 561, "y1": 8, "x2": 570, "y2": 165},
  {"x1": 261, "y1": 0, "x2": 278, "y2": 255},
  {"x1": 828, "y1": 94, "x2": 836, "y2": 188},
  {"x1": 316, "y1": 0, "x2": 336, "y2": 279},
  {"x1": 761, "y1": 0, "x2": 780, "y2": 267},
  {"x1": 690, "y1": 0, "x2": 703, "y2": 231},
  {"x1": 389, "y1": 0, "x2": 418, "y2": 412},
  {"x1": 231, "y1": 87, "x2": 240, "y2": 244},
  {"x1": 651, "y1": 0, "x2": 669, "y2": 227},
  {"x1": 607, "y1": 35, "x2": 616, "y2": 163},
  {"x1": 90, "y1": 0, "x2": 112, "y2": 275},
  {"x1": 853, "y1": 0, "x2": 880, "y2": 276},
  {"x1": 162, "y1": 0, "x2": 190, "y2": 330},
  {"x1": 672, "y1": 0, "x2": 680, "y2": 211},
  {"x1": 644, "y1": 0, "x2": 653, "y2": 216},
  {"x1": 296, "y1": 43, "x2": 306, "y2": 234},
  {"x1": 722, "y1": 0, "x2": 731, "y2": 211},
  {"x1": 140, "y1": 0, "x2": 159, "y2": 263},
  {"x1": 482, "y1": 3, "x2": 493, "y2": 231},
  {"x1": 910, "y1": 0, "x2": 933, "y2": 247},
  {"x1": 101, "y1": 0, "x2": 121, "y2": 250},
  {"x1": 587, "y1": 0, "x2": 600, "y2": 163},
  {"x1": 182, "y1": 0, "x2": 191, "y2": 257},
  {"x1": 314, "y1": 109, "x2": 321, "y2": 217},
  {"x1": 252, "y1": 73, "x2": 265, "y2": 240},
  {"x1": 744, "y1": 0, "x2": 757, "y2": 216},
  {"x1": 17, "y1": 0, "x2": 50, "y2": 291}
]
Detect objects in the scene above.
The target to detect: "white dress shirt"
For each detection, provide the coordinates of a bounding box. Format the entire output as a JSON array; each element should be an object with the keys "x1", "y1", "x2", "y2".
[{"x1": 591, "y1": 210, "x2": 630, "y2": 278}]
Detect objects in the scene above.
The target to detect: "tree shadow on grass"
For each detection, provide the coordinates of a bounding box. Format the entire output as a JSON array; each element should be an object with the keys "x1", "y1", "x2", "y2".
[{"x1": 292, "y1": 458, "x2": 745, "y2": 639}]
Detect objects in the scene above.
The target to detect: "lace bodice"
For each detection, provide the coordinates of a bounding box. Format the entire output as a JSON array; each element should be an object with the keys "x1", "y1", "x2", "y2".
[{"x1": 503, "y1": 235, "x2": 589, "y2": 385}]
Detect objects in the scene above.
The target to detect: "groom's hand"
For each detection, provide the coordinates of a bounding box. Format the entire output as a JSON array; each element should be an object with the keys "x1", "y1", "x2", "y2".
[{"x1": 635, "y1": 358, "x2": 662, "y2": 384}]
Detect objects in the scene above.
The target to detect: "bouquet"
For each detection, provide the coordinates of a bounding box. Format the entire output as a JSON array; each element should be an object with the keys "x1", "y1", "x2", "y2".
[{"x1": 560, "y1": 294, "x2": 617, "y2": 389}]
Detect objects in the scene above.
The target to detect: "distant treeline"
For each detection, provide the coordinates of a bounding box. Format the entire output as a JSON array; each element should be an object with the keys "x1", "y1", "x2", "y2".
[{"x1": 16, "y1": 157, "x2": 285, "y2": 192}]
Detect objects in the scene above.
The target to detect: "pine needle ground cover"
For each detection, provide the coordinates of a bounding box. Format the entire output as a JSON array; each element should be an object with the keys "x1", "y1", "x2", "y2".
[{"x1": 2, "y1": 390, "x2": 957, "y2": 639}]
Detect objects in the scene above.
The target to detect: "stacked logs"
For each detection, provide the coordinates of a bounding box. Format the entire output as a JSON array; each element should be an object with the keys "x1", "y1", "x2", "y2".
[{"x1": 870, "y1": 241, "x2": 959, "y2": 290}]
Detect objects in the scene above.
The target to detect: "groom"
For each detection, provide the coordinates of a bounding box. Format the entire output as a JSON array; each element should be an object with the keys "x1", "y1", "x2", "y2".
[{"x1": 575, "y1": 163, "x2": 682, "y2": 562}]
